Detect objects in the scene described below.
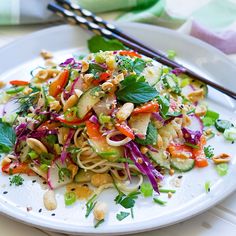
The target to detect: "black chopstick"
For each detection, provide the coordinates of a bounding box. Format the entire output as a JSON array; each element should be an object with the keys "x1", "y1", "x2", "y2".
[{"x1": 48, "y1": 2, "x2": 236, "y2": 100}]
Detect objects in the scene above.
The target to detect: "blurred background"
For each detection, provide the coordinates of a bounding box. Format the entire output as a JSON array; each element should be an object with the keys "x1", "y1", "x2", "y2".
[{"x1": 0, "y1": 0, "x2": 236, "y2": 54}]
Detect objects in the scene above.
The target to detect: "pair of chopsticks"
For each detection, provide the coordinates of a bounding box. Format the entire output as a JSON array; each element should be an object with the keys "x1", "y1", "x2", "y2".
[{"x1": 48, "y1": 0, "x2": 236, "y2": 100}]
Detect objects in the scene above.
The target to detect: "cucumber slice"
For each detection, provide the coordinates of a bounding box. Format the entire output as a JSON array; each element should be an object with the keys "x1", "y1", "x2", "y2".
[
  {"x1": 88, "y1": 138, "x2": 123, "y2": 162},
  {"x1": 171, "y1": 158, "x2": 194, "y2": 172},
  {"x1": 142, "y1": 65, "x2": 162, "y2": 86},
  {"x1": 77, "y1": 86, "x2": 104, "y2": 119},
  {"x1": 215, "y1": 119, "x2": 233, "y2": 133},
  {"x1": 149, "y1": 151, "x2": 170, "y2": 169},
  {"x1": 162, "y1": 73, "x2": 181, "y2": 94}
]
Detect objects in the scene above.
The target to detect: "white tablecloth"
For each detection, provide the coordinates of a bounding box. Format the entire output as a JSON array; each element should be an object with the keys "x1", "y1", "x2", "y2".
[{"x1": 0, "y1": 24, "x2": 236, "y2": 236}]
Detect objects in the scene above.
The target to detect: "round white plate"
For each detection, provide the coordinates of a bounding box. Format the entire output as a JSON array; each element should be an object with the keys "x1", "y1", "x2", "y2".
[{"x1": 0, "y1": 23, "x2": 236, "y2": 235}]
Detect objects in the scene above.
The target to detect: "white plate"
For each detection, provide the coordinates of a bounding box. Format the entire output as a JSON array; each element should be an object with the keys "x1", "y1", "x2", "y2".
[{"x1": 0, "y1": 23, "x2": 236, "y2": 235}]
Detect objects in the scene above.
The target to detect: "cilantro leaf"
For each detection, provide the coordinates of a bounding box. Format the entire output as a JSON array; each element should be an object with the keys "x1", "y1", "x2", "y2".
[
  {"x1": 204, "y1": 145, "x2": 214, "y2": 159},
  {"x1": 88, "y1": 63, "x2": 105, "y2": 78},
  {"x1": 117, "y1": 77, "x2": 158, "y2": 104},
  {"x1": 88, "y1": 35, "x2": 125, "y2": 53},
  {"x1": 116, "y1": 211, "x2": 130, "y2": 221},
  {"x1": 0, "y1": 119, "x2": 16, "y2": 153},
  {"x1": 9, "y1": 174, "x2": 24, "y2": 186},
  {"x1": 135, "y1": 122, "x2": 157, "y2": 145}
]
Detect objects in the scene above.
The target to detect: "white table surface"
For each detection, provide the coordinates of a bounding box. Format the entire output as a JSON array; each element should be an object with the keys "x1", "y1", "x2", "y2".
[{"x1": 0, "y1": 24, "x2": 236, "y2": 236}]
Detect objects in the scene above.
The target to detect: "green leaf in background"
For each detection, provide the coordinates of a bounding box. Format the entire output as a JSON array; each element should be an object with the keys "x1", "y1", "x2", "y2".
[
  {"x1": 88, "y1": 35, "x2": 125, "y2": 53},
  {"x1": 0, "y1": 119, "x2": 16, "y2": 153}
]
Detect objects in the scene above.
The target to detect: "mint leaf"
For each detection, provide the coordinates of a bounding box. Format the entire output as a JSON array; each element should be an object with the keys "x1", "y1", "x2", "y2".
[
  {"x1": 116, "y1": 211, "x2": 130, "y2": 221},
  {"x1": 156, "y1": 95, "x2": 170, "y2": 118},
  {"x1": 135, "y1": 122, "x2": 157, "y2": 145},
  {"x1": 0, "y1": 119, "x2": 16, "y2": 153},
  {"x1": 117, "y1": 77, "x2": 158, "y2": 104},
  {"x1": 88, "y1": 63, "x2": 105, "y2": 78},
  {"x1": 116, "y1": 56, "x2": 133, "y2": 71},
  {"x1": 133, "y1": 58, "x2": 146, "y2": 74},
  {"x1": 88, "y1": 35, "x2": 125, "y2": 53}
]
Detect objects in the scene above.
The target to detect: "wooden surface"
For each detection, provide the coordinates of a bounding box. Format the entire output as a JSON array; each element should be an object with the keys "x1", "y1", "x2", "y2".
[{"x1": 0, "y1": 24, "x2": 236, "y2": 236}]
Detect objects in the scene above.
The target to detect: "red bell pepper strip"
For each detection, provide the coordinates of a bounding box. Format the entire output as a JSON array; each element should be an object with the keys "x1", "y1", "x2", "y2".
[
  {"x1": 9, "y1": 80, "x2": 29, "y2": 86},
  {"x1": 2, "y1": 162, "x2": 35, "y2": 175},
  {"x1": 85, "y1": 120, "x2": 101, "y2": 139},
  {"x1": 49, "y1": 69, "x2": 69, "y2": 97},
  {"x1": 168, "y1": 143, "x2": 193, "y2": 159},
  {"x1": 115, "y1": 123, "x2": 135, "y2": 140},
  {"x1": 132, "y1": 102, "x2": 159, "y2": 115},
  {"x1": 119, "y1": 50, "x2": 142, "y2": 58},
  {"x1": 195, "y1": 158, "x2": 208, "y2": 168},
  {"x1": 92, "y1": 72, "x2": 111, "y2": 85}
]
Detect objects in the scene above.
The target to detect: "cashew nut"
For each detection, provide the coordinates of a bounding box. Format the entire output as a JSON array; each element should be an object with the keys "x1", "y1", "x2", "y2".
[
  {"x1": 26, "y1": 138, "x2": 48, "y2": 154},
  {"x1": 43, "y1": 190, "x2": 57, "y2": 210},
  {"x1": 63, "y1": 94, "x2": 79, "y2": 112}
]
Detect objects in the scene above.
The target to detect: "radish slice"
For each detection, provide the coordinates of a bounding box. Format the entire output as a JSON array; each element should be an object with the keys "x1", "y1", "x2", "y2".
[
  {"x1": 188, "y1": 114, "x2": 203, "y2": 132},
  {"x1": 93, "y1": 94, "x2": 116, "y2": 116},
  {"x1": 47, "y1": 159, "x2": 72, "y2": 190}
]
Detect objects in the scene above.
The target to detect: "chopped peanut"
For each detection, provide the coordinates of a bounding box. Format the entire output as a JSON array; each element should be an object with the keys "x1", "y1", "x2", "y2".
[
  {"x1": 212, "y1": 153, "x2": 230, "y2": 164},
  {"x1": 91, "y1": 173, "x2": 112, "y2": 187},
  {"x1": 187, "y1": 89, "x2": 204, "y2": 103},
  {"x1": 93, "y1": 201, "x2": 108, "y2": 221}
]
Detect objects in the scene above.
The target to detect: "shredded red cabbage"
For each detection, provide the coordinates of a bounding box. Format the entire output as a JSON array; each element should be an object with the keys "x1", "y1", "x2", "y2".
[
  {"x1": 89, "y1": 115, "x2": 99, "y2": 124},
  {"x1": 59, "y1": 58, "x2": 81, "y2": 69},
  {"x1": 146, "y1": 145, "x2": 159, "y2": 153},
  {"x1": 171, "y1": 67, "x2": 186, "y2": 76},
  {"x1": 125, "y1": 141, "x2": 163, "y2": 193},
  {"x1": 152, "y1": 112, "x2": 165, "y2": 124},
  {"x1": 182, "y1": 127, "x2": 202, "y2": 145}
]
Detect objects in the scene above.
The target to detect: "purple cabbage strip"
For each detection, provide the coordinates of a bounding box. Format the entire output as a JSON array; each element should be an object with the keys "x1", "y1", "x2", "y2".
[
  {"x1": 146, "y1": 145, "x2": 159, "y2": 153},
  {"x1": 152, "y1": 112, "x2": 165, "y2": 124},
  {"x1": 61, "y1": 129, "x2": 75, "y2": 163},
  {"x1": 182, "y1": 127, "x2": 202, "y2": 145},
  {"x1": 125, "y1": 141, "x2": 163, "y2": 193},
  {"x1": 171, "y1": 67, "x2": 186, "y2": 76},
  {"x1": 69, "y1": 76, "x2": 80, "y2": 96},
  {"x1": 59, "y1": 58, "x2": 81, "y2": 69},
  {"x1": 89, "y1": 115, "x2": 99, "y2": 124}
]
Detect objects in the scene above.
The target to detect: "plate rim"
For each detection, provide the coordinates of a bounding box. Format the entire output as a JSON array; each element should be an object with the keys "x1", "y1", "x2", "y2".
[{"x1": 0, "y1": 22, "x2": 236, "y2": 235}]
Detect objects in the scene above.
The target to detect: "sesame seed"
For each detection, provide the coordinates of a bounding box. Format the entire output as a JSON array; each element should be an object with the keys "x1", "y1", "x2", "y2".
[
  {"x1": 3, "y1": 191, "x2": 8, "y2": 194},
  {"x1": 32, "y1": 180, "x2": 36, "y2": 183},
  {"x1": 178, "y1": 175, "x2": 183, "y2": 179},
  {"x1": 51, "y1": 213, "x2": 56, "y2": 216},
  {"x1": 38, "y1": 208, "x2": 42, "y2": 213}
]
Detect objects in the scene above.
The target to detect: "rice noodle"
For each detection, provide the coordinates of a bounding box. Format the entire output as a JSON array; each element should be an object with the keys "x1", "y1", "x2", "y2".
[{"x1": 106, "y1": 131, "x2": 131, "y2": 146}]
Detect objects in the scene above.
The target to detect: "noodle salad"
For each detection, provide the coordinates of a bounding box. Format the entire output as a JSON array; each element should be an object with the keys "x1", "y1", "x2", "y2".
[{"x1": 0, "y1": 36, "x2": 234, "y2": 226}]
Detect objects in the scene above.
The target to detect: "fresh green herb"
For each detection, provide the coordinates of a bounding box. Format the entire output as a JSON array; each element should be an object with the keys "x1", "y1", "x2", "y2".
[
  {"x1": 40, "y1": 153, "x2": 54, "y2": 166},
  {"x1": 117, "y1": 75, "x2": 158, "y2": 104},
  {"x1": 135, "y1": 122, "x2": 157, "y2": 145},
  {"x1": 88, "y1": 63, "x2": 105, "y2": 78},
  {"x1": 215, "y1": 119, "x2": 233, "y2": 133},
  {"x1": 0, "y1": 118, "x2": 16, "y2": 153},
  {"x1": 216, "y1": 163, "x2": 228, "y2": 176},
  {"x1": 116, "y1": 56, "x2": 146, "y2": 75},
  {"x1": 40, "y1": 164, "x2": 49, "y2": 172},
  {"x1": 115, "y1": 191, "x2": 140, "y2": 209},
  {"x1": 85, "y1": 194, "x2": 97, "y2": 217},
  {"x1": 204, "y1": 145, "x2": 214, "y2": 159},
  {"x1": 202, "y1": 110, "x2": 219, "y2": 127},
  {"x1": 88, "y1": 35, "x2": 125, "y2": 53},
  {"x1": 180, "y1": 78, "x2": 190, "y2": 88},
  {"x1": 204, "y1": 181, "x2": 211, "y2": 193},
  {"x1": 45, "y1": 135, "x2": 57, "y2": 145},
  {"x1": 9, "y1": 174, "x2": 24, "y2": 186},
  {"x1": 116, "y1": 211, "x2": 130, "y2": 221},
  {"x1": 159, "y1": 188, "x2": 176, "y2": 193},
  {"x1": 58, "y1": 167, "x2": 71, "y2": 182},
  {"x1": 167, "y1": 50, "x2": 176, "y2": 60},
  {"x1": 153, "y1": 198, "x2": 166, "y2": 205},
  {"x1": 130, "y1": 207, "x2": 134, "y2": 218},
  {"x1": 94, "y1": 219, "x2": 105, "y2": 228},
  {"x1": 140, "y1": 183, "x2": 153, "y2": 197},
  {"x1": 156, "y1": 95, "x2": 170, "y2": 118},
  {"x1": 116, "y1": 56, "x2": 133, "y2": 71},
  {"x1": 223, "y1": 127, "x2": 236, "y2": 141},
  {"x1": 132, "y1": 58, "x2": 147, "y2": 74},
  {"x1": 64, "y1": 192, "x2": 77, "y2": 206}
]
